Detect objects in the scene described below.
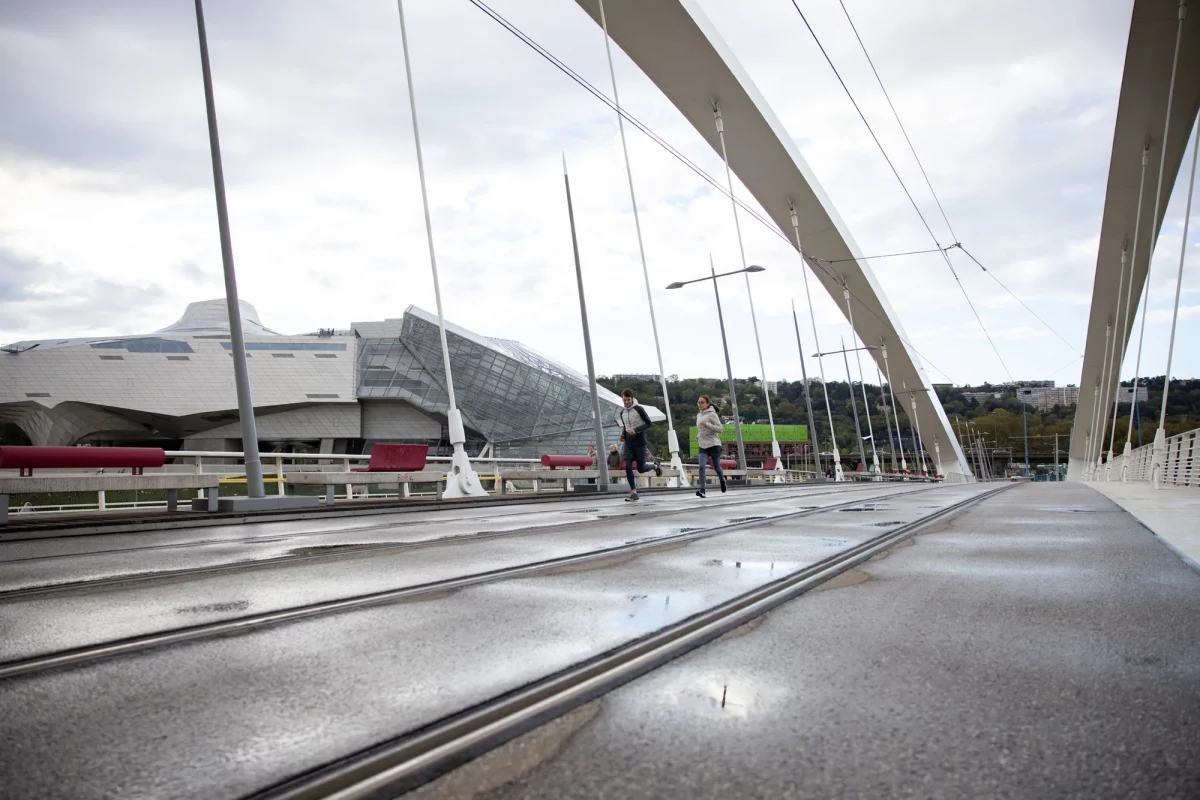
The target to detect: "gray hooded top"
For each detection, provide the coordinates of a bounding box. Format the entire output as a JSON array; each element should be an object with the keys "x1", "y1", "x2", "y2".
[{"x1": 696, "y1": 406, "x2": 723, "y2": 449}]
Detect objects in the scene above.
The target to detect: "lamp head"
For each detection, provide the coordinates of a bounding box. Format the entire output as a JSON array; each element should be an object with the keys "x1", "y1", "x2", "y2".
[
  {"x1": 745, "y1": 265, "x2": 766, "y2": 273},
  {"x1": 666, "y1": 282, "x2": 684, "y2": 290}
]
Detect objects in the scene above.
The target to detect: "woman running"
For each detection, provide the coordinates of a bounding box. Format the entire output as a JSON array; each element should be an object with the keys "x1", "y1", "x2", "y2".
[{"x1": 695, "y1": 395, "x2": 727, "y2": 497}]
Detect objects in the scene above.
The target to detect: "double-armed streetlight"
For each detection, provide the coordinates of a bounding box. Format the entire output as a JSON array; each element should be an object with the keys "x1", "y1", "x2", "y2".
[{"x1": 666, "y1": 261, "x2": 765, "y2": 470}]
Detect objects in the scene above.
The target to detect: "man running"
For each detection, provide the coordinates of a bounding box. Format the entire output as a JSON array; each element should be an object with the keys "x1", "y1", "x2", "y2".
[{"x1": 616, "y1": 389, "x2": 662, "y2": 501}]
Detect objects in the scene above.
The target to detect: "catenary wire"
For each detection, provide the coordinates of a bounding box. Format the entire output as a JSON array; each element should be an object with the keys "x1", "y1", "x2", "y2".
[
  {"x1": 463, "y1": 0, "x2": 956, "y2": 383},
  {"x1": 786, "y1": 0, "x2": 1013, "y2": 381},
  {"x1": 835, "y1": 0, "x2": 1076, "y2": 359},
  {"x1": 836, "y1": 0, "x2": 957, "y2": 243},
  {"x1": 953, "y1": 245, "x2": 1082, "y2": 355}
]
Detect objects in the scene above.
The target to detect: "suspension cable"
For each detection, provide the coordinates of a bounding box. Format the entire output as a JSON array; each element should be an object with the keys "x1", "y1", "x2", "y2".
[
  {"x1": 785, "y1": 0, "x2": 1013, "y2": 382},
  {"x1": 952, "y1": 245, "x2": 1082, "y2": 355},
  {"x1": 465, "y1": 0, "x2": 956, "y2": 383},
  {"x1": 836, "y1": 0, "x2": 957, "y2": 242}
]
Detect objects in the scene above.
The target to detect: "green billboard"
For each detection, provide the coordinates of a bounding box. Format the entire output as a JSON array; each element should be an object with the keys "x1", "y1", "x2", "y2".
[{"x1": 688, "y1": 423, "x2": 808, "y2": 455}]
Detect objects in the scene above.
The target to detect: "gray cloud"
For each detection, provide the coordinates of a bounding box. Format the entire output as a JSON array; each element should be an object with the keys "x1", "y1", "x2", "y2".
[{"x1": 0, "y1": 247, "x2": 167, "y2": 341}]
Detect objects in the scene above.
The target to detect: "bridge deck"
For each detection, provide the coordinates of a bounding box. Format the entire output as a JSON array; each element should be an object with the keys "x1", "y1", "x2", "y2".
[{"x1": 420, "y1": 482, "x2": 1200, "y2": 798}]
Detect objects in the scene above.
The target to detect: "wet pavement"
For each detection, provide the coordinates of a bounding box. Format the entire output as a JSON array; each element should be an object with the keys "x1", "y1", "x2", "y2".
[
  {"x1": 0, "y1": 483, "x2": 989, "y2": 798},
  {"x1": 0, "y1": 484, "x2": 914, "y2": 661},
  {"x1": 427, "y1": 482, "x2": 1200, "y2": 800}
]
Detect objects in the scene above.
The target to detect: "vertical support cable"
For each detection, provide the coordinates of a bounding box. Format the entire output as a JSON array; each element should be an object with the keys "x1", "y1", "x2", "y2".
[
  {"x1": 1118, "y1": 145, "x2": 1150, "y2": 478},
  {"x1": 875, "y1": 359, "x2": 898, "y2": 473},
  {"x1": 396, "y1": 0, "x2": 486, "y2": 497},
  {"x1": 842, "y1": 283, "x2": 880, "y2": 475},
  {"x1": 1088, "y1": 322, "x2": 1112, "y2": 478},
  {"x1": 790, "y1": 300, "x2": 822, "y2": 478},
  {"x1": 1154, "y1": 111, "x2": 1199, "y2": 486},
  {"x1": 881, "y1": 343, "x2": 908, "y2": 473},
  {"x1": 790, "y1": 203, "x2": 844, "y2": 481},
  {"x1": 1127, "y1": 0, "x2": 1187, "y2": 452},
  {"x1": 713, "y1": 101, "x2": 783, "y2": 480},
  {"x1": 1103, "y1": 245, "x2": 1129, "y2": 479},
  {"x1": 595, "y1": 0, "x2": 687, "y2": 485},
  {"x1": 841, "y1": 336, "x2": 868, "y2": 472}
]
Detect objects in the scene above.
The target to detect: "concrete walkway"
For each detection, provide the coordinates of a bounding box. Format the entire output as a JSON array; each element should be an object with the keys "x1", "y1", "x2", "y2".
[
  {"x1": 1088, "y1": 481, "x2": 1200, "y2": 571},
  {"x1": 421, "y1": 482, "x2": 1200, "y2": 799}
]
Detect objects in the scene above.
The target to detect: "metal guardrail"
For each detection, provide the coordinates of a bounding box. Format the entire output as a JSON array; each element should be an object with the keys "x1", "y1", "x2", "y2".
[
  {"x1": 3, "y1": 449, "x2": 942, "y2": 516},
  {"x1": 1100, "y1": 427, "x2": 1198, "y2": 487}
]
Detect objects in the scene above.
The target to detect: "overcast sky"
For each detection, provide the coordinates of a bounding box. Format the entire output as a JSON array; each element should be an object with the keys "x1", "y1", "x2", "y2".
[{"x1": 1, "y1": 0, "x2": 1197, "y2": 387}]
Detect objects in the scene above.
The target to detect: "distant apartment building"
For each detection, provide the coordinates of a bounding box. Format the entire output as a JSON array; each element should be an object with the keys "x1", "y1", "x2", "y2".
[
  {"x1": 1015, "y1": 384, "x2": 1079, "y2": 412},
  {"x1": 963, "y1": 391, "x2": 1003, "y2": 403},
  {"x1": 1115, "y1": 386, "x2": 1149, "y2": 404}
]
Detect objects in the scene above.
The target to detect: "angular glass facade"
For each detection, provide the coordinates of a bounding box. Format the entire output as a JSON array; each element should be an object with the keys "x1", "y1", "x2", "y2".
[{"x1": 356, "y1": 307, "x2": 645, "y2": 458}]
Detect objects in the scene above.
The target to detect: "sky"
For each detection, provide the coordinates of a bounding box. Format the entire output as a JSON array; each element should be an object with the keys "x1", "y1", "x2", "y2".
[{"x1": 1, "y1": 0, "x2": 1197, "y2": 388}]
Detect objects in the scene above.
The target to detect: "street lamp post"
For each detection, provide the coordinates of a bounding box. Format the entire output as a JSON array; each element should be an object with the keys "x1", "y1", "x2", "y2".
[
  {"x1": 667, "y1": 259, "x2": 764, "y2": 470},
  {"x1": 813, "y1": 342, "x2": 879, "y2": 479}
]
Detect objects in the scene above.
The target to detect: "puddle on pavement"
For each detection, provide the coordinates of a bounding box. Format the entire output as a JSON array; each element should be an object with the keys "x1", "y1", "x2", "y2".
[
  {"x1": 1042, "y1": 506, "x2": 1098, "y2": 513},
  {"x1": 177, "y1": 600, "x2": 249, "y2": 614},
  {"x1": 669, "y1": 527, "x2": 705, "y2": 534},
  {"x1": 726, "y1": 516, "x2": 768, "y2": 524},
  {"x1": 819, "y1": 537, "x2": 850, "y2": 547},
  {"x1": 700, "y1": 559, "x2": 798, "y2": 575},
  {"x1": 602, "y1": 591, "x2": 708, "y2": 633},
  {"x1": 869, "y1": 521, "x2": 905, "y2": 527},
  {"x1": 838, "y1": 504, "x2": 892, "y2": 512},
  {"x1": 661, "y1": 674, "x2": 790, "y2": 719},
  {"x1": 564, "y1": 508, "x2": 601, "y2": 515}
]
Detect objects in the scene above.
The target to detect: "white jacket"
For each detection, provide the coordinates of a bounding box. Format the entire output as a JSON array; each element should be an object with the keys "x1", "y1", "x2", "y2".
[{"x1": 696, "y1": 407, "x2": 723, "y2": 449}]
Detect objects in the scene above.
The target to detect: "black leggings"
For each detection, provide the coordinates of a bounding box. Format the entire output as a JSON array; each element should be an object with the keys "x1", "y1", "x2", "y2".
[
  {"x1": 623, "y1": 441, "x2": 655, "y2": 488},
  {"x1": 698, "y1": 445, "x2": 725, "y2": 488}
]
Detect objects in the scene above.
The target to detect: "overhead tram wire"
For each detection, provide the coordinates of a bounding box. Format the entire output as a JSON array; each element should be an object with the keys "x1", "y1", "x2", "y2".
[
  {"x1": 836, "y1": 0, "x2": 957, "y2": 242},
  {"x1": 835, "y1": 0, "x2": 1080, "y2": 358},
  {"x1": 463, "y1": 0, "x2": 957, "y2": 383},
  {"x1": 786, "y1": 0, "x2": 1014, "y2": 382},
  {"x1": 952, "y1": 245, "x2": 1082, "y2": 355}
]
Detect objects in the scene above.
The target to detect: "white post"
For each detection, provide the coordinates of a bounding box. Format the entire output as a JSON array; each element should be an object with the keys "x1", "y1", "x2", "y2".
[
  {"x1": 275, "y1": 455, "x2": 284, "y2": 496},
  {"x1": 790, "y1": 203, "x2": 844, "y2": 481},
  {"x1": 1153, "y1": 109, "x2": 1198, "y2": 488},
  {"x1": 842, "y1": 283, "x2": 881, "y2": 476},
  {"x1": 97, "y1": 490, "x2": 106, "y2": 511},
  {"x1": 396, "y1": 0, "x2": 487, "y2": 498},
  {"x1": 1089, "y1": 323, "x2": 1111, "y2": 479},
  {"x1": 713, "y1": 101, "x2": 783, "y2": 481},
  {"x1": 1104, "y1": 247, "x2": 1128, "y2": 480},
  {"x1": 881, "y1": 344, "x2": 908, "y2": 474},
  {"x1": 1127, "y1": 0, "x2": 1187, "y2": 474},
  {"x1": 596, "y1": 0, "x2": 686, "y2": 487}
]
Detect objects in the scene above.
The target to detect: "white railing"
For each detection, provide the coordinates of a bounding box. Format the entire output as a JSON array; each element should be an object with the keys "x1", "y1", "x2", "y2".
[
  {"x1": 4, "y1": 448, "x2": 946, "y2": 518},
  {"x1": 1101, "y1": 427, "x2": 1198, "y2": 487}
]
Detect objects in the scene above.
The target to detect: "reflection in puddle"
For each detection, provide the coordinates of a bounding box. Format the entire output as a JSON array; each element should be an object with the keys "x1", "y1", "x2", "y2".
[
  {"x1": 700, "y1": 559, "x2": 798, "y2": 575},
  {"x1": 661, "y1": 673, "x2": 791, "y2": 719},
  {"x1": 603, "y1": 591, "x2": 708, "y2": 633}
]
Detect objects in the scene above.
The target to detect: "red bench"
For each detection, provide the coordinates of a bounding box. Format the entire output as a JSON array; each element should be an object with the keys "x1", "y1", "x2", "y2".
[
  {"x1": 762, "y1": 458, "x2": 780, "y2": 470},
  {"x1": 0, "y1": 445, "x2": 166, "y2": 477},
  {"x1": 540, "y1": 454, "x2": 595, "y2": 469},
  {"x1": 352, "y1": 444, "x2": 429, "y2": 473}
]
